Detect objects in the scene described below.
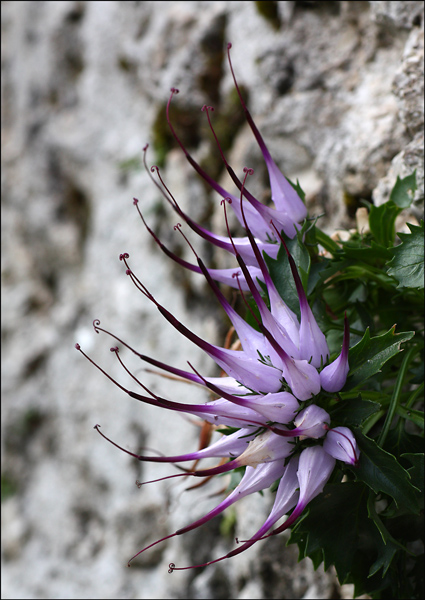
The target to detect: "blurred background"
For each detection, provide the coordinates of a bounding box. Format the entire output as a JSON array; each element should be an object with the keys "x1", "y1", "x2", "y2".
[{"x1": 2, "y1": 1, "x2": 423, "y2": 598}]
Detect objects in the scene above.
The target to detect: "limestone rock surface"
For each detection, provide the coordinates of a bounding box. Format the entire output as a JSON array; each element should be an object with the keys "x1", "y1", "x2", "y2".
[{"x1": 2, "y1": 2, "x2": 423, "y2": 599}]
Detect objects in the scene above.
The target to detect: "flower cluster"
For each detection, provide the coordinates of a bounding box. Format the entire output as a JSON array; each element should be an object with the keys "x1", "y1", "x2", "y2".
[{"x1": 76, "y1": 44, "x2": 359, "y2": 571}]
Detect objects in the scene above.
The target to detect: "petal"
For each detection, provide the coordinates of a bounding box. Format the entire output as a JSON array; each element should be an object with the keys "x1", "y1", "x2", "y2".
[
  {"x1": 298, "y1": 300, "x2": 330, "y2": 368},
  {"x1": 320, "y1": 315, "x2": 350, "y2": 392},
  {"x1": 323, "y1": 427, "x2": 360, "y2": 466},
  {"x1": 280, "y1": 357, "x2": 321, "y2": 401},
  {"x1": 237, "y1": 430, "x2": 294, "y2": 467},
  {"x1": 242, "y1": 391, "x2": 300, "y2": 424},
  {"x1": 293, "y1": 405, "x2": 330, "y2": 439},
  {"x1": 297, "y1": 446, "x2": 336, "y2": 508}
]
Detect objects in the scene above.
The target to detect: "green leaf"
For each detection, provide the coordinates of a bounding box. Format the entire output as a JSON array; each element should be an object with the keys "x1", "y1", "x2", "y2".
[
  {"x1": 344, "y1": 327, "x2": 415, "y2": 391},
  {"x1": 288, "y1": 480, "x2": 420, "y2": 596},
  {"x1": 367, "y1": 530, "x2": 400, "y2": 579},
  {"x1": 307, "y1": 259, "x2": 330, "y2": 295},
  {"x1": 367, "y1": 172, "x2": 417, "y2": 248},
  {"x1": 313, "y1": 226, "x2": 341, "y2": 255},
  {"x1": 402, "y1": 453, "x2": 424, "y2": 499},
  {"x1": 322, "y1": 263, "x2": 396, "y2": 289},
  {"x1": 286, "y1": 176, "x2": 306, "y2": 203},
  {"x1": 340, "y1": 240, "x2": 393, "y2": 263},
  {"x1": 369, "y1": 201, "x2": 402, "y2": 248},
  {"x1": 396, "y1": 405, "x2": 425, "y2": 430},
  {"x1": 387, "y1": 221, "x2": 424, "y2": 289},
  {"x1": 389, "y1": 171, "x2": 417, "y2": 209},
  {"x1": 263, "y1": 233, "x2": 310, "y2": 318},
  {"x1": 288, "y1": 482, "x2": 366, "y2": 583},
  {"x1": 353, "y1": 432, "x2": 421, "y2": 514},
  {"x1": 385, "y1": 428, "x2": 424, "y2": 466},
  {"x1": 329, "y1": 395, "x2": 381, "y2": 427},
  {"x1": 366, "y1": 492, "x2": 404, "y2": 578}
]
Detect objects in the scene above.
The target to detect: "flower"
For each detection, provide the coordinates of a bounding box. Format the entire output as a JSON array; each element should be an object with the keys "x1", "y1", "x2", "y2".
[
  {"x1": 76, "y1": 42, "x2": 359, "y2": 571},
  {"x1": 320, "y1": 314, "x2": 350, "y2": 392},
  {"x1": 323, "y1": 426, "x2": 360, "y2": 466}
]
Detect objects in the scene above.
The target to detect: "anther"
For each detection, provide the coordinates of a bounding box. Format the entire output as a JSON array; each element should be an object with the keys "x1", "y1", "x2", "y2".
[
  {"x1": 133, "y1": 198, "x2": 139, "y2": 205},
  {"x1": 93, "y1": 319, "x2": 101, "y2": 333},
  {"x1": 168, "y1": 563, "x2": 175, "y2": 574}
]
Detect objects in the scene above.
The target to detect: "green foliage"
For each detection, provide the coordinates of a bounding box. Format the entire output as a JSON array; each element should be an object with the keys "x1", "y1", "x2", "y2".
[
  {"x1": 263, "y1": 220, "x2": 311, "y2": 319},
  {"x1": 345, "y1": 327, "x2": 414, "y2": 391},
  {"x1": 387, "y1": 221, "x2": 424, "y2": 289},
  {"x1": 354, "y1": 432, "x2": 421, "y2": 514},
  {"x1": 390, "y1": 171, "x2": 418, "y2": 208},
  {"x1": 278, "y1": 173, "x2": 424, "y2": 598},
  {"x1": 1, "y1": 473, "x2": 19, "y2": 502},
  {"x1": 254, "y1": 1, "x2": 281, "y2": 29}
]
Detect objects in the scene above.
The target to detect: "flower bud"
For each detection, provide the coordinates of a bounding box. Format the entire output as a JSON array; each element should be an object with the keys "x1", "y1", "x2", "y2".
[
  {"x1": 323, "y1": 426, "x2": 360, "y2": 466},
  {"x1": 293, "y1": 405, "x2": 330, "y2": 439},
  {"x1": 320, "y1": 314, "x2": 350, "y2": 393},
  {"x1": 237, "y1": 430, "x2": 293, "y2": 467}
]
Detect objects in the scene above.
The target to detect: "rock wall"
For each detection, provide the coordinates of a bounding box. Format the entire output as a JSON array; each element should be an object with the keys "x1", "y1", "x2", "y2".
[{"x1": 2, "y1": 2, "x2": 423, "y2": 599}]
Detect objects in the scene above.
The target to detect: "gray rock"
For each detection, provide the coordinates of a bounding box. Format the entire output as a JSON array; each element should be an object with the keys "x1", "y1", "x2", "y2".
[{"x1": 2, "y1": 1, "x2": 423, "y2": 599}]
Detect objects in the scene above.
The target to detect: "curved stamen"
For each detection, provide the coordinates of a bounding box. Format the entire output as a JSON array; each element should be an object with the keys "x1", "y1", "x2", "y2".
[
  {"x1": 222, "y1": 184, "x2": 297, "y2": 364},
  {"x1": 113, "y1": 348, "x2": 275, "y2": 429},
  {"x1": 141, "y1": 146, "x2": 175, "y2": 206},
  {"x1": 75, "y1": 343, "x2": 129, "y2": 395},
  {"x1": 167, "y1": 91, "x2": 239, "y2": 200},
  {"x1": 219, "y1": 183, "x2": 320, "y2": 399},
  {"x1": 226, "y1": 44, "x2": 306, "y2": 226},
  {"x1": 153, "y1": 167, "x2": 261, "y2": 261},
  {"x1": 202, "y1": 102, "x2": 260, "y2": 209},
  {"x1": 187, "y1": 362, "x2": 304, "y2": 438},
  {"x1": 81, "y1": 336, "x2": 277, "y2": 431},
  {"x1": 91, "y1": 320, "x2": 201, "y2": 385},
  {"x1": 117, "y1": 257, "x2": 285, "y2": 392},
  {"x1": 173, "y1": 222, "x2": 198, "y2": 258},
  {"x1": 237, "y1": 187, "x2": 300, "y2": 347},
  {"x1": 134, "y1": 199, "x2": 205, "y2": 275}
]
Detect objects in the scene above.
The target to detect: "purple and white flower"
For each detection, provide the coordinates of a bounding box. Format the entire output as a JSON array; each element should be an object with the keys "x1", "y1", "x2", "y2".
[{"x1": 76, "y1": 43, "x2": 359, "y2": 571}]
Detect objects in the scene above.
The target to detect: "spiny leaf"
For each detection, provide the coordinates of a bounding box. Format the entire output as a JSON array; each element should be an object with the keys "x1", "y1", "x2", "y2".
[
  {"x1": 329, "y1": 395, "x2": 381, "y2": 427},
  {"x1": 344, "y1": 326, "x2": 414, "y2": 391},
  {"x1": 288, "y1": 482, "x2": 365, "y2": 583},
  {"x1": 389, "y1": 171, "x2": 417, "y2": 209},
  {"x1": 387, "y1": 221, "x2": 424, "y2": 289},
  {"x1": 353, "y1": 432, "x2": 421, "y2": 514},
  {"x1": 369, "y1": 201, "x2": 402, "y2": 248}
]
